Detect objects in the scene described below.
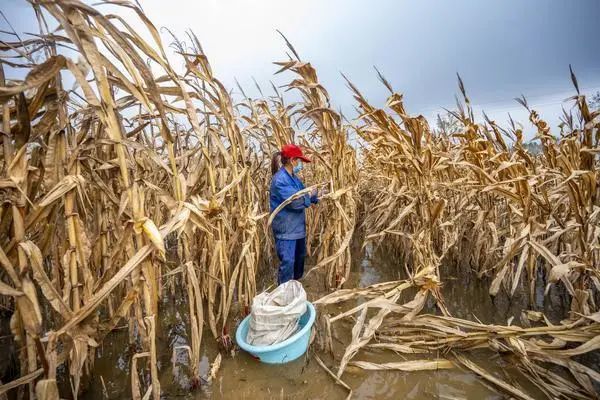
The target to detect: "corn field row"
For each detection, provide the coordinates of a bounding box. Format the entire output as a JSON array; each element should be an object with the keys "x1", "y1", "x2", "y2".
[
  {"x1": 315, "y1": 69, "x2": 600, "y2": 399},
  {"x1": 0, "y1": 1, "x2": 598, "y2": 399}
]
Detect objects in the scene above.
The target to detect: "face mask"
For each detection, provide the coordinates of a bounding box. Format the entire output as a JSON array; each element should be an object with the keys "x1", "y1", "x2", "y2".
[{"x1": 293, "y1": 160, "x2": 303, "y2": 174}]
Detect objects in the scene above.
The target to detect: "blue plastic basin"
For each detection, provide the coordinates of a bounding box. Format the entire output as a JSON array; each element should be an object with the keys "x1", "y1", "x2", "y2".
[{"x1": 235, "y1": 301, "x2": 316, "y2": 364}]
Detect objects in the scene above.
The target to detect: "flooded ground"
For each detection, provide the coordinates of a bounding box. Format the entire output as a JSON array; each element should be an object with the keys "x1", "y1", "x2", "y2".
[{"x1": 82, "y1": 240, "x2": 568, "y2": 400}]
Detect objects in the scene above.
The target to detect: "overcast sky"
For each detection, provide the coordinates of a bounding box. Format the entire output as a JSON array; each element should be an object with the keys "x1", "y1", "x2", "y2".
[{"x1": 3, "y1": 0, "x2": 600, "y2": 137}]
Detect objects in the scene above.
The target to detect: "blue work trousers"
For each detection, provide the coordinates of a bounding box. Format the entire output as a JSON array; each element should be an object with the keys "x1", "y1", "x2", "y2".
[{"x1": 275, "y1": 238, "x2": 306, "y2": 284}]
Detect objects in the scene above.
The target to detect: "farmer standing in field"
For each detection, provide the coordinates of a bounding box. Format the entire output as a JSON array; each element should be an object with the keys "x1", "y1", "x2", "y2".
[{"x1": 270, "y1": 144, "x2": 320, "y2": 284}]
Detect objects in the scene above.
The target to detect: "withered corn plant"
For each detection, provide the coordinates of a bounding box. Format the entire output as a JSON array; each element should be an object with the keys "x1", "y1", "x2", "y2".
[
  {"x1": 0, "y1": 1, "x2": 265, "y2": 398},
  {"x1": 314, "y1": 71, "x2": 600, "y2": 399},
  {"x1": 354, "y1": 70, "x2": 599, "y2": 311}
]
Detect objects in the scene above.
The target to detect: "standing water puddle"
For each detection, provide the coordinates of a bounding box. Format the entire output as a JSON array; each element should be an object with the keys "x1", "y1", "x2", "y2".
[{"x1": 86, "y1": 242, "x2": 561, "y2": 399}]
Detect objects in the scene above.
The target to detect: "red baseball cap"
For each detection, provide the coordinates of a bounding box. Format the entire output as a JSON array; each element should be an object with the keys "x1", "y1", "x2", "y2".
[{"x1": 281, "y1": 144, "x2": 311, "y2": 163}]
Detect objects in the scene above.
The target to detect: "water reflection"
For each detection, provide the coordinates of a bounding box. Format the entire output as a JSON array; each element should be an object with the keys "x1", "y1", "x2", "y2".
[{"x1": 85, "y1": 242, "x2": 546, "y2": 399}]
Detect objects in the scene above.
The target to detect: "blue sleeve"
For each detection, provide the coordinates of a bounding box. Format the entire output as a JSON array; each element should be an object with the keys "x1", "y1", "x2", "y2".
[
  {"x1": 298, "y1": 177, "x2": 318, "y2": 204},
  {"x1": 273, "y1": 176, "x2": 310, "y2": 211}
]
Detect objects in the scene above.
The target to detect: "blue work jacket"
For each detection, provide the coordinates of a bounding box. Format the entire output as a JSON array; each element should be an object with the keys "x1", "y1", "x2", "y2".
[{"x1": 269, "y1": 168, "x2": 318, "y2": 240}]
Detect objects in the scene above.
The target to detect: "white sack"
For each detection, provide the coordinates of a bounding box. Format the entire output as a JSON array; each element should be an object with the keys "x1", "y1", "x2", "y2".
[{"x1": 246, "y1": 280, "x2": 307, "y2": 346}]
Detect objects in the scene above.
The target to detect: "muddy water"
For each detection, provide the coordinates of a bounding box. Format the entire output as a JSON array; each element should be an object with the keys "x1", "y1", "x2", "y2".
[{"x1": 85, "y1": 244, "x2": 555, "y2": 400}]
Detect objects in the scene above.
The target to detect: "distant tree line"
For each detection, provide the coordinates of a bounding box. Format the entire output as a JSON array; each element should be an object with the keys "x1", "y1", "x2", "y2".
[{"x1": 591, "y1": 91, "x2": 600, "y2": 111}]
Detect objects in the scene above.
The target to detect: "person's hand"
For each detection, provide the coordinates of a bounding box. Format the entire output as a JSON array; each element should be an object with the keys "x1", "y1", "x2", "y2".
[
  {"x1": 311, "y1": 187, "x2": 318, "y2": 198},
  {"x1": 319, "y1": 187, "x2": 329, "y2": 198}
]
